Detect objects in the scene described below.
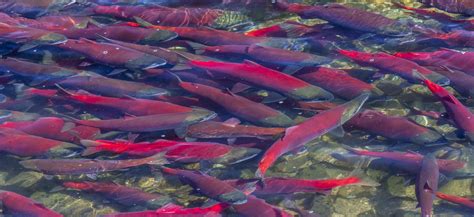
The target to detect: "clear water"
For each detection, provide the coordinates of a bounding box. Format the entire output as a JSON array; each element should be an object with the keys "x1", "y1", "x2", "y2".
[{"x1": 0, "y1": 0, "x2": 473, "y2": 216}]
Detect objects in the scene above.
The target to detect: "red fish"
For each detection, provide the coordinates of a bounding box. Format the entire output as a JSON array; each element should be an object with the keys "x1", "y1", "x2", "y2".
[
  {"x1": 297, "y1": 67, "x2": 383, "y2": 100},
  {"x1": 72, "y1": 108, "x2": 216, "y2": 133},
  {"x1": 393, "y1": 49, "x2": 474, "y2": 76},
  {"x1": 162, "y1": 167, "x2": 249, "y2": 204},
  {"x1": 57, "y1": 39, "x2": 166, "y2": 70},
  {"x1": 0, "y1": 190, "x2": 62, "y2": 217},
  {"x1": 92, "y1": 5, "x2": 249, "y2": 28},
  {"x1": 20, "y1": 153, "x2": 168, "y2": 175},
  {"x1": 339, "y1": 49, "x2": 450, "y2": 85},
  {"x1": 63, "y1": 181, "x2": 170, "y2": 209},
  {"x1": 421, "y1": 76, "x2": 474, "y2": 141},
  {"x1": 256, "y1": 93, "x2": 369, "y2": 178},
  {"x1": 420, "y1": 0, "x2": 474, "y2": 15},
  {"x1": 189, "y1": 60, "x2": 333, "y2": 101},
  {"x1": 200, "y1": 44, "x2": 331, "y2": 73},
  {"x1": 226, "y1": 173, "x2": 378, "y2": 195},
  {"x1": 58, "y1": 89, "x2": 193, "y2": 116},
  {"x1": 277, "y1": 2, "x2": 409, "y2": 36},
  {"x1": 343, "y1": 146, "x2": 466, "y2": 174},
  {"x1": 436, "y1": 192, "x2": 474, "y2": 210},
  {"x1": 177, "y1": 80, "x2": 294, "y2": 127},
  {"x1": 103, "y1": 203, "x2": 226, "y2": 217},
  {"x1": 0, "y1": 58, "x2": 80, "y2": 84},
  {"x1": 0, "y1": 117, "x2": 100, "y2": 143},
  {"x1": 0, "y1": 127, "x2": 79, "y2": 157},
  {"x1": 394, "y1": 2, "x2": 460, "y2": 24},
  {"x1": 80, "y1": 139, "x2": 179, "y2": 156}
]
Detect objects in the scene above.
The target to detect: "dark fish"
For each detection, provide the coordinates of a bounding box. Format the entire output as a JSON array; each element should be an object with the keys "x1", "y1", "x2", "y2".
[
  {"x1": 20, "y1": 153, "x2": 168, "y2": 175},
  {"x1": 0, "y1": 190, "x2": 62, "y2": 217},
  {"x1": 177, "y1": 80, "x2": 294, "y2": 127},
  {"x1": 57, "y1": 72, "x2": 169, "y2": 99},
  {"x1": 277, "y1": 2, "x2": 409, "y2": 36},
  {"x1": 57, "y1": 39, "x2": 166, "y2": 70},
  {"x1": 343, "y1": 147, "x2": 465, "y2": 174},
  {"x1": 72, "y1": 108, "x2": 216, "y2": 133},
  {"x1": 416, "y1": 153, "x2": 439, "y2": 217},
  {"x1": 232, "y1": 195, "x2": 293, "y2": 217},
  {"x1": 256, "y1": 93, "x2": 368, "y2": 178},
  {"x1": 63, "y1": 181, "x2": 170, "y2": 209},
  {"x1": 420, "y1": 0, "x2": 474, "y2": 15},
  {"x1": 184, "y1": 119, "x2": 285, "y2": 140},
  {"x1": 162, "y1": 167, "x2": 249, "y2": 205}
]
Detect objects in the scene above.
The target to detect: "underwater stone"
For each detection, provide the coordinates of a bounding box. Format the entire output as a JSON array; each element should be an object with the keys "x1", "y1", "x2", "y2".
[{"x1": 386, "y1": 176, "x2": 415, "y2": 198}]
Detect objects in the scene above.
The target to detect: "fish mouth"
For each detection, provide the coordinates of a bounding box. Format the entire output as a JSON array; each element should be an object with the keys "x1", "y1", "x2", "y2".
[
  {"x1": 214, "y1": 147, "x2": 261, "y2": 165},
  {"x1": 0, "y1": 94, "x2": 6, "y2": 104}
]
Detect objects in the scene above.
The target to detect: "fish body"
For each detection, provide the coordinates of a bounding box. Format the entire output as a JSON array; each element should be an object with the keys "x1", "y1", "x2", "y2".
[
  {"x1": 20, "y1": 153, "x2": 167, "y2": 175},
  {"x1": 0, "y1": 127, "x2": 79, "y2": 157},
  {"x1": 232, "y1": 195, "x2": 293, "y2": 217},
  {"x1": 57, "y1": 39, "x2": 166, "y2": 69},
  {"x1": 103, "y1": 203, "x2": 226, "y2": 217},
  {"x1": 256, "y1": 93, "x2": 369, "y2": 177},
  {"x1": 162, "y1": 167, "x2": 248, "y2": 204},
  {"x1": 73, "y1": 108, "x2": 216, "y2": 133},
  {"x1": 63, "y1": 181, "x2": 169, "y2": 208},
  {"x1": 422, "y1": 77, "x2": 474, "y2": 141},
  {"x1": 178, "y1": 81, "x2": 293, "y2": 127},
  {"x1": 416, "y1": 153, "x2": 439, "y2": 217},
  {"x1": 297, "y1": 67, "x2": 382, "y2": 100},
  {"x1": 344, "y1": 147, "x2": 465, "y2": 174},
  {"x1": 0, "y1": 22, "x2": 67, "y2": 45},
  {"x1": 420, "y1": 0, "x2": 474, "y2": 15},
  {"x1": 0, "y1": 190, "x2": 62, "y2": 217},
  {"x1": 394, "y1": 49, "x2": 474, "y2": 76},
  {"x1": 185, "y1": 120, "x2": 285, "y2": 140},
  {"x1": 279, "y1": 3, "x2": 408, "y2": 36},
  {"x1": 0, "y1": 117, "x2": 99, "y2": 143},
  {"x1": 92, "y1": 5, "x2": 249, "y2": 28},
  {"x1": 58, "y1": 73, "x2": 169, "y2": 98},
  {"x1": 436, "y1": 192, "x2": 474, "y2": 209},
  {"x1": 0, "y1": 58, "x2": 79, "y2": 83},
  {"x1": 339, "y1": 50, "x2": 449, "y2": 85},
  {"x1": 189, "y1": 60, "x2": 333, "y2": 101}
]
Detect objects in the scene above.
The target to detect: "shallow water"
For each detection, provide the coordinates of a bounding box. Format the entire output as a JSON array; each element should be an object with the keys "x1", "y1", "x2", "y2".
[{"x1": 0, "y1": 0, "x2": 473, "y2": 216}]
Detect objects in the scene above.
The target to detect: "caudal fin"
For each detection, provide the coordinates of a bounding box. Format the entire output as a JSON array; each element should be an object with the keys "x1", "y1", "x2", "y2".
[
  {"x1": 348, "y1": 168, "x2": 380, "y2": 187},
  {"x1": 146, "y1": 152, "x2": 169, "y2": 165},
  {"x1": 80, "y1": 139, "x2": 103, "y2": 156}
]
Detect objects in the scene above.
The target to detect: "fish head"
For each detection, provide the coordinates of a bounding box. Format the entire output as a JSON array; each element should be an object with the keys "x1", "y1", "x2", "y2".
[
  {"x1": 424, "y1": 72, "x2": 450, "y2": 86},
  {"x1": 125, "y1": 55, "x2": 167, "y2": 70},
  {"x1": 340, "y1": 92, "x2": 370, "y2": 123},
  {"x1": 145, "y1": 196, "x2": 174, "y2": 209},
  {"x1": 136, "y1": 87, "x2": 169, "y2": 98},
  {"x1": 217, "y1": 189, "x2": 247, "y2": 205},
  {"x1": 338, "y1": 50, "x2": 376, "y2": 63},
  {"x1": 0, "y1": 94, "x2": 7, "y2": 104},
  {"x1": 37, "y1": 33, "x2": 68, "y2": 45},
  {"x1": 409, "y1": 130, "x2": 443, "y2": 145},
  {"x1": 184, "y1": 108, "x2": 217, "y2": 124},
  {"x1": 138, "y1": 30, "x2": 178, "y2": 45},
  {"x1": 213, "y1": 147, "x2": 261, "y2": 165}
]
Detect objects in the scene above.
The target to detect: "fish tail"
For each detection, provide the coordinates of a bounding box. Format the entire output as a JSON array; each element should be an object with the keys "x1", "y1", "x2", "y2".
[
  {"x1": 80, "y1": 140, "x2": 103, "y2": 156},
  {"x1": 348, "y1": 167, "x2": 380, "y2": 187},
  {"x1": 146, "y1": 152, "x2": 169, "y2": 165}
]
